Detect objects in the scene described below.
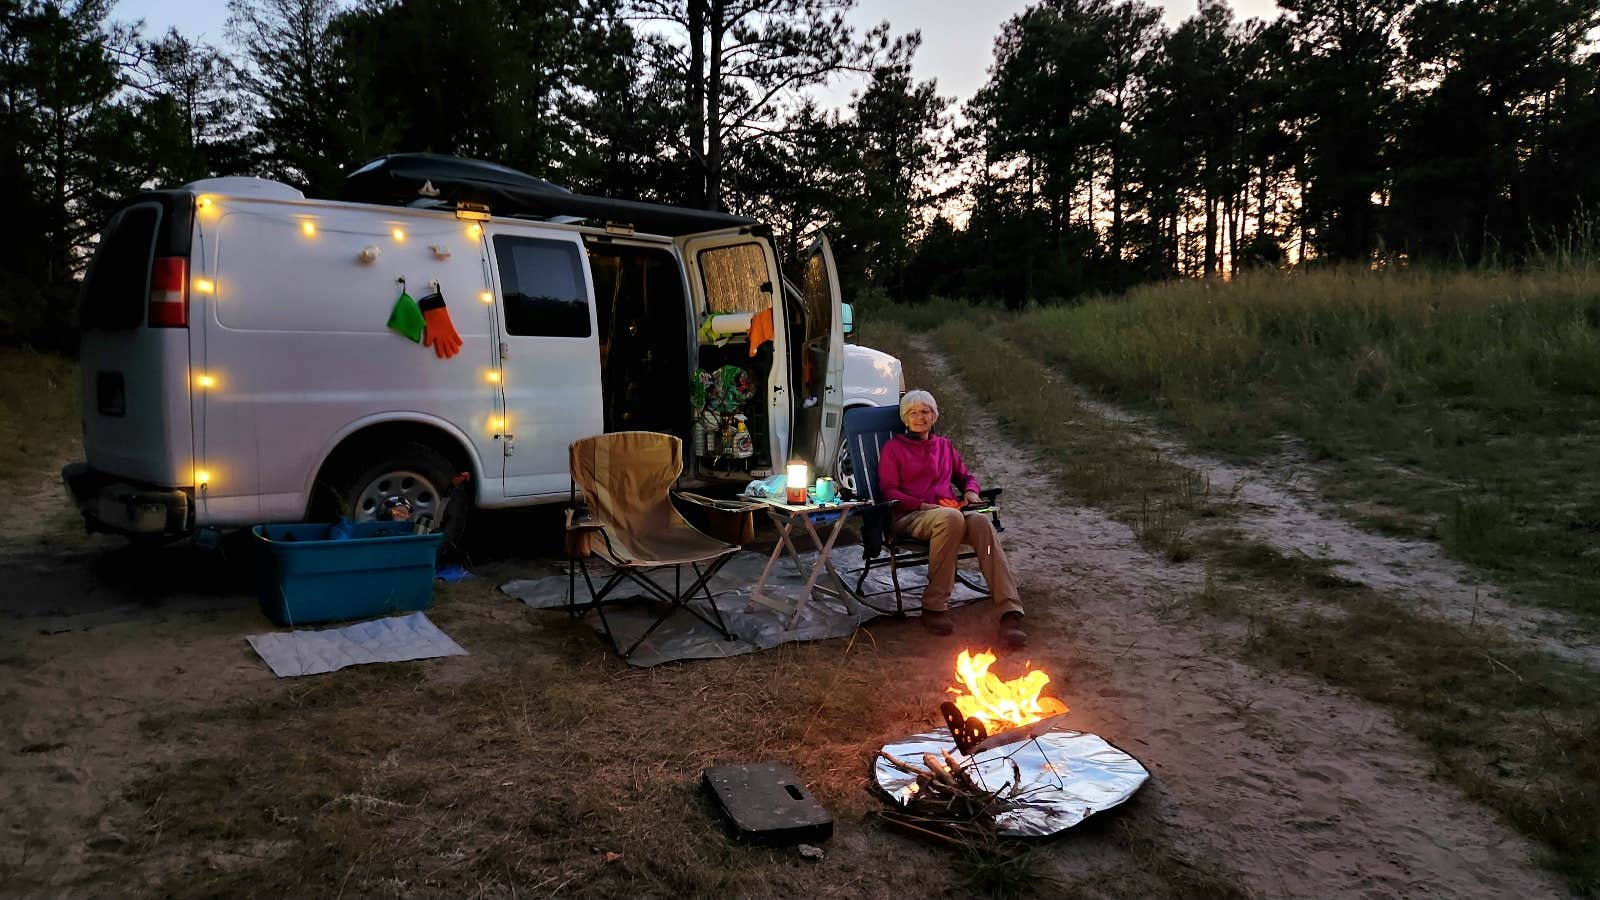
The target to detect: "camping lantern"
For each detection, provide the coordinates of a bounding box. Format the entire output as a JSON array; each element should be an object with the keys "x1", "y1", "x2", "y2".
[{"x1": 786, "y1": 460, "x2": 809, "y2": 504}]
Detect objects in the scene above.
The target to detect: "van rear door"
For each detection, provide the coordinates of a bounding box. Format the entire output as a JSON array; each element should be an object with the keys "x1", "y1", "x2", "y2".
[
  {"x1": 678, "y1": 229, "x2": 792, "y2": 468},
  {"x1": 789, "y1": 233, "x2": 846, "y2": 473},
  {"x1": 77, "y1": 194, "x2": 196, "y2": 487}
]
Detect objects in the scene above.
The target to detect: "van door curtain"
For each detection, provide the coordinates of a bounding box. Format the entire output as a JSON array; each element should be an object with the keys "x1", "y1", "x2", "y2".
[{"x1": 417, "y1": 289, "x2": 463, "y2": 359}]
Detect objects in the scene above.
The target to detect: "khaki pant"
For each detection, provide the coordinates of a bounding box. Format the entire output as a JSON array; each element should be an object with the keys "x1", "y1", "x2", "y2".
[{"x1": 894, "y1": 507, "x2": 1021, "y2": 616}]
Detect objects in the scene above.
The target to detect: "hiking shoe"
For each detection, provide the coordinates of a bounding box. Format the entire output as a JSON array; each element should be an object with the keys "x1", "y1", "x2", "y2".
[
  {"x1": 921, "y1": 609, "x2": 954, "y2": 636},
  {"x1": 998, "y1": 611, "x2": 1027, "y2": 649}
]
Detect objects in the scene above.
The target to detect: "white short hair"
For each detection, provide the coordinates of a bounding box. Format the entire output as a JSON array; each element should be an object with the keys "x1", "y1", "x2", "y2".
[{"x1": 900, "y1": 390, "x2": 939, "y2": 425}]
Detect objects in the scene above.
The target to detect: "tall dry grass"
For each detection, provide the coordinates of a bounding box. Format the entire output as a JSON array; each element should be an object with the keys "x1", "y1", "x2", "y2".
[{"x1": 1010, "y1": 265, "x2": 1600, "y2": 430}]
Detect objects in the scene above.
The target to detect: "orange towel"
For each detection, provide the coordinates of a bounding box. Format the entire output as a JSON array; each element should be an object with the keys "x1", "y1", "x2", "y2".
[{"x1": 747, "y1": 307, "x2": 774, "y2": 357}]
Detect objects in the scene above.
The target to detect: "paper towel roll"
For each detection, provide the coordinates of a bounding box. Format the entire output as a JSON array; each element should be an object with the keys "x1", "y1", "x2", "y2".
[{"x1": 709, "y1": 312, "x2": 753, "y2": 334}]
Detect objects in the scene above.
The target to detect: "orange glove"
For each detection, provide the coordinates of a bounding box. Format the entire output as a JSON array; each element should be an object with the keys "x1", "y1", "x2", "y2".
[
  {"x1": 418, "y1": 290, "x2": 463, "y2": 359},
  {"x1": 938, "y1": 498, "x2": 963, "y2": 509}
]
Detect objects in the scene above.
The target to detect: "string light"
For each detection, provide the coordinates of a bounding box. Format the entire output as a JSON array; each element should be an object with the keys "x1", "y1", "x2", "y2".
[
  {"x1": 391, "y1": 227, "x2": 406, "y2": 242},
  {"x1": 195, "y1": 469, "x2": 211, "y2": 486},
  {"x1": 479, "y1": 291, "x2": 493, "y2": 304},
  {"x1": 195, "y1": 374, "x2": 216, "y2": 389},
  {"x1": 301, "y1": 220, "x2": 317, "y2": 237},
  {"x1": 194, "y1": 278, "x2": 215, "y2": 294},
  {"x1": 485, "y1": 371, "x2": 501, "y2": 384},
  {"x1": 467, "y1": 223, "x2": 483, "y2": 239}
]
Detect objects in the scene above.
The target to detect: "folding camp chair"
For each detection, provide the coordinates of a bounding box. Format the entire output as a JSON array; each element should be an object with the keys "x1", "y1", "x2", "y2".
[
  {"x1": 565, "y1": 432, "x2": 740, "y2": 659},
  {"x1": 840, "y1": 405, "x2": 1003, "y2": 615}
]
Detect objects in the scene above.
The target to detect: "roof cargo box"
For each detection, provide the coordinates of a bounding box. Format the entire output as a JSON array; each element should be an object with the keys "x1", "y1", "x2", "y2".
[{"x1": 341, "y1": 153, "x2": 758, "y2": 236}]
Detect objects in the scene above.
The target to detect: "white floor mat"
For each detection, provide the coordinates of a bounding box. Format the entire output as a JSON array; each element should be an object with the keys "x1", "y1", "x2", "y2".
[{"x1": 247, "y1": 611, "x2": 468, "y2": 678}]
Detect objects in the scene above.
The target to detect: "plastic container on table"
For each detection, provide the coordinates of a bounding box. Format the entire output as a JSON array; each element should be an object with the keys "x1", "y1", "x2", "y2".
[{"x1": 252, "y1": 521, "x2": 443, "y2": 626}]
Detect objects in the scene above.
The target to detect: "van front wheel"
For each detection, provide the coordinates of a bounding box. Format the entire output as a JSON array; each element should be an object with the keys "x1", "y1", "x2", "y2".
[{"x1": 336, "y1": 442, "x2": 470, "y2": 547}]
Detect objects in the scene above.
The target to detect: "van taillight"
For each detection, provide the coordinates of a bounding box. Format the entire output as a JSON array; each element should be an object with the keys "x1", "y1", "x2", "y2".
[{"x1": 149, "y1": 256, "x2": 188, "y2": 328}]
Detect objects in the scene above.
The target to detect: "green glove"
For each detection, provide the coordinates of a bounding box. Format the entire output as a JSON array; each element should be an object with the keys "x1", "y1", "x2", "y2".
[{"x1": 387, "y1": 291, "x2": 424, "y2": 343}]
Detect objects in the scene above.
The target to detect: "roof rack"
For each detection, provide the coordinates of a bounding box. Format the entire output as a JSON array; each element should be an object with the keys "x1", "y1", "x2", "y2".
[{"x1": 341, "y1": 153, "x2": 756, "y2": 237}]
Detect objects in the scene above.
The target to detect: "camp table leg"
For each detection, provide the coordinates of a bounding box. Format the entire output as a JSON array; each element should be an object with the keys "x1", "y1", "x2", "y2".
[
  {"x1": 789, "y1": 506, "x2": 854, "y2": 629},
  {"x1": 747, "y1": 511, "x2": 800, "y2": 614}
]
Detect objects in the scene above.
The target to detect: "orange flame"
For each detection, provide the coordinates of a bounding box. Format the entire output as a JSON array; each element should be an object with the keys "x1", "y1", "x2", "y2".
[{"x1": 948, "y1": 650, "x2": 1068, "y2": 732}]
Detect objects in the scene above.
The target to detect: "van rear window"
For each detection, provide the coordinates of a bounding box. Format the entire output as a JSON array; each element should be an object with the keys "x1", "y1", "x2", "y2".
[
  {"x1": 492, "y1": 235, "x2": 591, "y2": 338},
  {"x1": 80, "y1": 205, "x2": 160, "y2": 330},
  {"x1": 698, "y1": 243, "x2": 770, "y2": 314}
]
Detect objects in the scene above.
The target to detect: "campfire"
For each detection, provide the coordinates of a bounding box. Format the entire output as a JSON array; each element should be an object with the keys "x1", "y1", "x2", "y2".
[
  {"x1": 941, "y1": 650, "x2": 1069, "y2": 754},
  {"x1": 873, "y1": 651, "x2": 1074, "y2": 842}
]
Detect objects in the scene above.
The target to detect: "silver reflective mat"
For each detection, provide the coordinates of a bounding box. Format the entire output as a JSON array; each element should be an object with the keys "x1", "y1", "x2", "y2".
[{"x1": 874, "y1": 727, "x2": 1149, "y2": 838}]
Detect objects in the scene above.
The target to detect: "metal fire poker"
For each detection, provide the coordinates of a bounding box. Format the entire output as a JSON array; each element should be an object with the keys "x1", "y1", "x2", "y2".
[{"x1": 939, "y1": 702, "x2": 1075, "y2": 755}]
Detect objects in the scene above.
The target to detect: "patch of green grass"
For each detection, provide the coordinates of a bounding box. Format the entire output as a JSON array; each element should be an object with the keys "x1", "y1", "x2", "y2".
[
  {"x1": 1001, "y1": 266, "x2": 1600, "y2": 620},
  {"x1": 858, "y1": 295, "x2": 1004, "y2": 336},
  {"x1": 0, "y1": 348, "x2": 77, "y2": 494}
]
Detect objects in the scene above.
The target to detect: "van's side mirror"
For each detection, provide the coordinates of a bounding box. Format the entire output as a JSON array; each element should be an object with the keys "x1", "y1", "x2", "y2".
[{"x1": 840, "y1": 302, "x2": 854, "y2": 335}]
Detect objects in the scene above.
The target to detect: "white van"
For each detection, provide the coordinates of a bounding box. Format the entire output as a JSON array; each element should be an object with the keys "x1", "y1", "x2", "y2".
[{"x1": 63, "y1": 155, "x2": 848, "y2": 539}]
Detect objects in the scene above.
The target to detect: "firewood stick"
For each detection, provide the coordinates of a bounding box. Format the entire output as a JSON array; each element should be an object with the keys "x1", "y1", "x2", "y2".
[
  {"x1": 922, "y1": 753, "x2": 958, "y2": 788},
  {"x1": 877, "y1": 751, "x2": 934, "y2": 779}
]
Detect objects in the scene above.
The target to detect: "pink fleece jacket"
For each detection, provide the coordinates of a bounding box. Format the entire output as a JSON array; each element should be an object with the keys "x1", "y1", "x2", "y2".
[{"x1": 878, "y1": 433, "x2": 980, "y2": 521}]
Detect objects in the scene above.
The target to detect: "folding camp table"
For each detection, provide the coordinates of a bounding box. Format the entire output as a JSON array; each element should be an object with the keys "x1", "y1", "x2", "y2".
[{"x1": 746, "y1": 497, "x2": 867, "y2": 627}]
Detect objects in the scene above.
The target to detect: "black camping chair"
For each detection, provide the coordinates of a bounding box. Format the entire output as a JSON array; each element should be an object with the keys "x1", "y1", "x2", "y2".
[{"x1": 839, "y1": 405, "x2": 1003, "y2": 615}]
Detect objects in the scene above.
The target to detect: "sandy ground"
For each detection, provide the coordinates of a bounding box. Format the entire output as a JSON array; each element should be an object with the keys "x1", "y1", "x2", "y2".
[
  {"x1": 915, "y1": 340, "x2": 1565, "y2": 899},
  {"x1": 0, "y1": 348, "x2": 1572, "y2": 898}
]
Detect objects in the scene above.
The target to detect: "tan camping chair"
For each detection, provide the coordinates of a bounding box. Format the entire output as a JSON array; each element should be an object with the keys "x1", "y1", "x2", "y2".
[{"x1": 566, "y1": 431, "x2": 740, "y2": 659}]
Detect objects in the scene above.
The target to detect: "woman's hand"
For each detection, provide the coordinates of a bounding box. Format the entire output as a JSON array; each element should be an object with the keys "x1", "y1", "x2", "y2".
[{"x1": 963, "y1": 490, "x2": 981, "y2": 505}]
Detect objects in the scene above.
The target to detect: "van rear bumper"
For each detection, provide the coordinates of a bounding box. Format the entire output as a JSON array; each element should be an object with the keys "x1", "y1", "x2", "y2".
[{"x1": 62, "y1": 463, "x2": 192, "y2": 536}]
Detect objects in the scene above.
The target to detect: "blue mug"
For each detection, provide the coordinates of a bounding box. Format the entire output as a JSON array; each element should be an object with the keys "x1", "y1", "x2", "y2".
[{"x1": 813, "y1": 476, "x2": 836, "y2": 503}]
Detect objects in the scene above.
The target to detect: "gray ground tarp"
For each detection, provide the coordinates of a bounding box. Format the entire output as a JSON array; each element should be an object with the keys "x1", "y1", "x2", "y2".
[{"x1": 500, "y1": 548, "x2": 988, "y2": 667}]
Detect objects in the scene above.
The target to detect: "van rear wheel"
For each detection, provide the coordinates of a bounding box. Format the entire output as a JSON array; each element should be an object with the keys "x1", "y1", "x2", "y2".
[{"x1": 336, "y1": 441, "x2": 470, "y2": 549}]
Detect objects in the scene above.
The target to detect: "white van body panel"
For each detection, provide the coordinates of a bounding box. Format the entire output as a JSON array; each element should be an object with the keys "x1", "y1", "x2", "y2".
[
  {"x1": 193, "y1": 197, "x2": 503, "y2": 526},
  {"x1": 842, "y1": 344, "x2": 903, "y2": 409}
]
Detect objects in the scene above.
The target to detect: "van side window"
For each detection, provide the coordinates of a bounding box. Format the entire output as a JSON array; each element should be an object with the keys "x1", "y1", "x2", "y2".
[
  {"x1": 492, "y1": 235, "x2": 590, "y2": 338},
  {"x1": 698, "y1": 243, "x2": 770, "y2": 314},
  {"x1": 80, "y1": 205, "x2": 160, "y2": 331}
]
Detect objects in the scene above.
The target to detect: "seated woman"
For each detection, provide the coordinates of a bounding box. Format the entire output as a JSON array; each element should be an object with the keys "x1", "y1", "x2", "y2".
[{"x1": 877, "y1": 390, "x2": 1026, "y2": 648}]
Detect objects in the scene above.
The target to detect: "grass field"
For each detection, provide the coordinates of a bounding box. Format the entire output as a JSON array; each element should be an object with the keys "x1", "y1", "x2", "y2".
[{"x1": 984, "y1": 266, "x2": 1600, "y2": 619}]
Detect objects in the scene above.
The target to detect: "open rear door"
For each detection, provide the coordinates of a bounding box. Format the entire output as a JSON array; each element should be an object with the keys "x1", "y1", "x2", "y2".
[
  {"x1": 791, "y1": 233, "x2": 846, "y2": 474},
  {"x1": 679, "y1": 229, "x2": 792, "y2": 472}
]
